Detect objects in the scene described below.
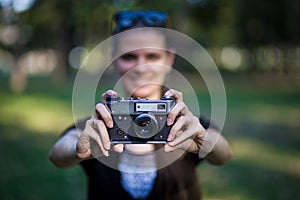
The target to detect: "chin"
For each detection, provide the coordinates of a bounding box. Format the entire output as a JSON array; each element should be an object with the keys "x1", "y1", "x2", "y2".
[
  {"x1": 124, "y1": 81, "x2": 163, "y2": 99},
  {"x1": 131, "y1": 89, "x2": 152, "y2": 98},
  {"x1": 130, "y1": 86, "x2": 158, "y2": 99}
]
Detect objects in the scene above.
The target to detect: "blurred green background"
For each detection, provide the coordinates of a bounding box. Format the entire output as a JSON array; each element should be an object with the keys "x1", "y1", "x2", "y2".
[{"x1": 0, "y1": 0, "x2": 299, "y2": 200}]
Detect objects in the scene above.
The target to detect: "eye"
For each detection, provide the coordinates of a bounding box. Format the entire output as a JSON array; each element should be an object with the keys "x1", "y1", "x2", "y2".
[
  {"x1": 120, "y1": 53, "x2": 137, "y2": 61},
  {"x1": 146, "y1": 53, "x2": 160, "y2": 60}
]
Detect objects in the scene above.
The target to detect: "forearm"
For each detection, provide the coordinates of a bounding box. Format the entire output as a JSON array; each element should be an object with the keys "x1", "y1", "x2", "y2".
[
  {"x1": 48, "y1": 129, "x2": 82, "y2": 168},
  {"x1": 201, "y1": 128, "x2": 232, "y2": 165}
]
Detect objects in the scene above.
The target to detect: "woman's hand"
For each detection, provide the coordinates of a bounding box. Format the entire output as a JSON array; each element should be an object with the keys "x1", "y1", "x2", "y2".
[
  {"x1": 163, "y1": 89, "x2": 207, "y2": 153},
  {"x1": 76, "y1": 90, "x2": 124, "y2": 159},
  {"x1": 163, "y1": 89, "x2": 232, "y2": 164}
]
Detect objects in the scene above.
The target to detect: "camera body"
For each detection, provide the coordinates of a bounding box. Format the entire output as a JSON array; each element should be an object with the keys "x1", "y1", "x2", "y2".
[{"x1": 104, "y1": 96, "x2": 175, "y2": 144}]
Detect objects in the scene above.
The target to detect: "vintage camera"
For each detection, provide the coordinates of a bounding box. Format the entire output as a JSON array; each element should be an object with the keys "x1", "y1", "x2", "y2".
[{"x1": 104, "y1": 96, "x2": 175, "y2": 144}]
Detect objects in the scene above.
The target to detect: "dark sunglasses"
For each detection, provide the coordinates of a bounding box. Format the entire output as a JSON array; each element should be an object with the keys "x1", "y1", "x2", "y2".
[{"x1": 112, "y1": 10, "x2": 168, "y2": 34}]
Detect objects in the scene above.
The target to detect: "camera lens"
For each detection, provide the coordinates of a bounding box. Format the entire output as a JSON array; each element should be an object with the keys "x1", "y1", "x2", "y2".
[{"x1": 133, "y1": 114, "x2": 158, "y2": 139}]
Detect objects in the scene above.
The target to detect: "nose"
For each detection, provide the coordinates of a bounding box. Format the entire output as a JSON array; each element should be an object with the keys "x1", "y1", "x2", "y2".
[
  {"x1": 137, "y1": 56, "x2": 146, "y2": 66},
  {"x1": 134, "y1": 56, "x2": 149, "y2": 73}
]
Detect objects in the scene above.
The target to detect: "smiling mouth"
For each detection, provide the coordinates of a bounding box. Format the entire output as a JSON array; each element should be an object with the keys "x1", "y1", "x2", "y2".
[
  {"x1": 126, "y1": 74, "x2": 151, "y2": 83},
  {"x1": 131, "y1": 80, "x2": 151, "y2": 87}
]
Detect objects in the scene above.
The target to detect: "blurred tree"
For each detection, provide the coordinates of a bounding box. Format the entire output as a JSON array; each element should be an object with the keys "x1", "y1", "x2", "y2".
[
  {"x1": 19, "y1": 0, "x2": 113, "y2": 83},
  {"x1": 236, "y1": 0, "x2": 300, "y2": 72},
  {"x1": 1, "y1": 0, "x2": 299, "y2": 85},
  {"x1": 184, "y1": 0, "x2": 238, "y2": 47},
  {"x1": 237, "y1": 0, "x2": 300, "y2": 46}
]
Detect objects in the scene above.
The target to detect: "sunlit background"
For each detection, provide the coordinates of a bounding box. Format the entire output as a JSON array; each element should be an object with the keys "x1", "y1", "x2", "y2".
[{"x1": 0, "y1": 0, "x2": 299, "y2": 200}]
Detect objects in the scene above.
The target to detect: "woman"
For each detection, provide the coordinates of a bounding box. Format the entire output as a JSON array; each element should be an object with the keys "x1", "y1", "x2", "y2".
[{"x1": 49, "y1": 10, "x2": 232, "y2": 200}]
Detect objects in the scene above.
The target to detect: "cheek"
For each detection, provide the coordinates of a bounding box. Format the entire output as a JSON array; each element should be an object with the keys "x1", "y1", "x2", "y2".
[
  {"x1": 115, "y1": 60, "x2": 135, "y2": 74},
  {"x1": 153, "y1": 62, "x2": 171, "y2": 74}
]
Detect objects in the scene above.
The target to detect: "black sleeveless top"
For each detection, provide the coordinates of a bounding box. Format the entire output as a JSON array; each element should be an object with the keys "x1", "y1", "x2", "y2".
[{"x1": 66, "y1": 118, "x2": 211, "y2": 200}]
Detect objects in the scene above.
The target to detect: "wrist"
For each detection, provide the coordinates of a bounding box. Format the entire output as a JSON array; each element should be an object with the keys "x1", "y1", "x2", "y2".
[{"x1": 197, "y1": 130, "x2": 215, "y2": 158}]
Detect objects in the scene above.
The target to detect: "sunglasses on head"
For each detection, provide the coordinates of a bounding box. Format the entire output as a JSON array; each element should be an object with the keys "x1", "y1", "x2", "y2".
[{"x1": 112, "y1": 10, "x2": 168, "y2": 34}]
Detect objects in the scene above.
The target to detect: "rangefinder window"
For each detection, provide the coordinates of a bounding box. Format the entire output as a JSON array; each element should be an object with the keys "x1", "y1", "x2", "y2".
[
  {"x1": 135, "y1": 103, "x2": 167, "y2": 112},
  {"x1": 157, "y1": 104, "x2": 166, "y2": 110}
]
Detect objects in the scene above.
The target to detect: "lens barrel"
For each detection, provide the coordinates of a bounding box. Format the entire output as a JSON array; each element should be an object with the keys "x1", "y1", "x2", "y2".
[{"x1": 133, "y1": 114, "x2": 158, "y2": 138}]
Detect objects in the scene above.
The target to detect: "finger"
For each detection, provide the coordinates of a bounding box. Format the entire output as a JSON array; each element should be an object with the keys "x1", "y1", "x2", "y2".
[
  {"x1": 164, "y1": 89, "x2": 183, "y2": 102},
  {"x1": 89, "y1": 129, "x2": 109, "y2": 157},
  {"x1": 113, "y1": 144, "x2": 124, "y2": 153},
  {"x1": 77, "y1": 138, "x2": 91, "y2": 157},
  {"x1": 167, "y1": 116, "x2": 186, "y2": 141},
  {"x1": 76, "y1": 120, "x2": 94, "y2": 158},
  {"x1": 164, "y1": 139, "x2": 193, "y2": 152},
  {"x1": 168, "y1": 124, "x2": 197, "y2": 147},
  {"x1": 168, "y1": 129, "x2": 183, "y2": 142},
  {"x1": 167, "y1": 101, "x2": 188, "y2": 125},
  {"x1": 76, "y1": 128, "x2": 92, "y2": 159},
  {"x1": 95, "y1": 103, "x2": 113, "y2": 128},
  {"x1": 168, "y1": 118, "x2": 205, "y2": 147},
  {"x1": 84, "y1": 119, "x2": 109, "y2": 157},
  {"x1": 95, "y1": 119, "x2": 111, "y2": 150},
  {"x1": 164, "y1": 143, "x2": 175, "y2": 152},
  {"x1": 101, "y1": 90, "x2": 118, "y2": 102},
  {"x1": 77, "y1": 119, "x2": 94, "y2": 153}
]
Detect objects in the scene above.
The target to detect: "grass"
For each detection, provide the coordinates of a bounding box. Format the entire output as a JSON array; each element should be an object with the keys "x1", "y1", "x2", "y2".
[
  {"x1": 0, "y1": 76, "x2": 87, "y2": 200},
  {"x1": 0, "y1": 72, "x2": 299, "y2": 200},
  {"x1": 199, "y1": 73, "x2": 300, "y2": 200}
]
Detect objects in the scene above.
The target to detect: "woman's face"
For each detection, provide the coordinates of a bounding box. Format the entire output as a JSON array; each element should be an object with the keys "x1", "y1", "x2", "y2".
[{"x1": 114, "y1": 29, "x2": 175, "y2": 99}]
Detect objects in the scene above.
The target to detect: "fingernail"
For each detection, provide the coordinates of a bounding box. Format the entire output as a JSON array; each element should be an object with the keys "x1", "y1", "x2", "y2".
[
  {"x1": 116, "y1": 146, "x2": 123, "y2": 153},
  {"x1": 104, "y1": 142, "x2": 111, "y2": 150},
  {"x1": 164, "y1": 145, "x2": 170, "y2": 152},
  {"x1": 167, "y1": 118, "x2": 173, "y2": 126},
  {"x1": 167, "y1": 134, "x2": 174, "y2": 141},
  {"x1": 107, "y1": 121, "x2": 113, "y2": 128},
  {"x1": 164, "y1": 144, "x2": 174, "y2": 152},
  {"x1": 103, "y1": 151, "x2": 109, "y2": 157}
]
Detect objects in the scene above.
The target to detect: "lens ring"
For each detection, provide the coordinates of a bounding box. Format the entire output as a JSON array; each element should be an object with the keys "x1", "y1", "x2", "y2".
[{"x1": 133, "y1": 114, "x2": 158, "y2": 139}]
